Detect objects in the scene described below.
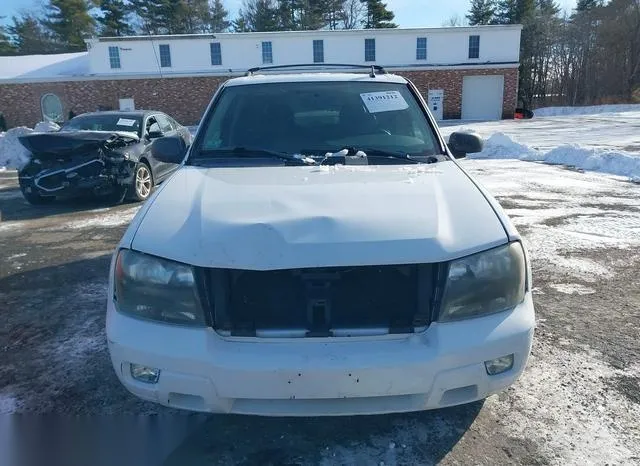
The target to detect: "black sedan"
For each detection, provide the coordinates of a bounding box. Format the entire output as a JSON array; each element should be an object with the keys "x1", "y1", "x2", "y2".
[{"x1": 17, "y1": 110, "x2": 192, "y2": 204}]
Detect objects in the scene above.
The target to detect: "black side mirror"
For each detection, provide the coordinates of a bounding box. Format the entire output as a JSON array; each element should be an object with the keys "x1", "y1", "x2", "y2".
[
  {"x1": 152, "y1": 136, "x2": 187, "y2": 164},
  {"x1": 147, "y1": 130, "x2": 163, "y2": 140},
  {"x1": 448, "y1": 131, "x2": 484, "y2": 159}
]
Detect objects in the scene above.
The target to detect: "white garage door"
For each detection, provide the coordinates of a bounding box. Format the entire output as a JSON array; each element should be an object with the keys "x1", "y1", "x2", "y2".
[{"x1": 462, "y1": 75, "x2": 505, "y2": 120}]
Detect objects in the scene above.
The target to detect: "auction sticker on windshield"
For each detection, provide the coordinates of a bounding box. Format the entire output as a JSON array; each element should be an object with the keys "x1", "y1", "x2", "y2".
[
  {"x1": 360, "y1": 91, "x2": 409, "y2": 113},
  {"x1": 117, "y1": 118, "x2": 137, "y2": 127}
]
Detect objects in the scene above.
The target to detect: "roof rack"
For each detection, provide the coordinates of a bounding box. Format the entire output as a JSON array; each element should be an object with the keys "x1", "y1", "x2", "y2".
[{"x1": 246, "y1": 63, "x2": 387, "y2": 78}]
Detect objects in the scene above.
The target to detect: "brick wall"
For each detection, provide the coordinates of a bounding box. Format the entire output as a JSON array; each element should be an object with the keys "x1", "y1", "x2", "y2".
[
  {"x1": 400, "y1": 67, "x2": 519, "y2": 119},
  {"x1": 0, "y1": 67, "x2": 518, "y2": 128}
]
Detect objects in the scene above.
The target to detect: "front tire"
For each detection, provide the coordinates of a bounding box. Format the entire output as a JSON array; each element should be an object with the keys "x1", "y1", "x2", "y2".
[
  {"x1": 19, "y1": 179, "x2": 55, "y2": 205},
  {"x1": 131, "y1": 162, "x2": 154, "y2": 202}
]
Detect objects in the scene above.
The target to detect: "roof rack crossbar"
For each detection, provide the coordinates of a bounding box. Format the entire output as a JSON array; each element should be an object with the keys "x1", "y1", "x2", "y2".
[{"x1": 245, "y1": 63, "x2": 387, "y2": 76}]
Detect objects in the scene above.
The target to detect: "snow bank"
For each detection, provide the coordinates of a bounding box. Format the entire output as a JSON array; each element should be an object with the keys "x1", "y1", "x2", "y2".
[
  {"x1": 469, "y1": 133, "x2": 640, "y2": 180},
  {"x1": 34, "y1": 120, "x2": 60, "y2": 132},
  {"x1": 0, "y1": 127, "x2": 34, "y2": 170},
  {"x1": 534, "y1": 104, "x2": 640, "y2": 117}
]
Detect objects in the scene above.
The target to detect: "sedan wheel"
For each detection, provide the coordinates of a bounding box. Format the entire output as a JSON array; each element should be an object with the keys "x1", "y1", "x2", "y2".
[{"x1": 133, "y1": 163, "x2": 153, "y2": 201}]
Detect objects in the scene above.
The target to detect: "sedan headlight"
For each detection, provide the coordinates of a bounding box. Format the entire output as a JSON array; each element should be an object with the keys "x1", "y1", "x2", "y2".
[
  {"x1": 438, "y1": 243, "x2": 526, "y2": 322},
  {"x1": 114, "y1": 249, "x2": 205, "y2": 326}
]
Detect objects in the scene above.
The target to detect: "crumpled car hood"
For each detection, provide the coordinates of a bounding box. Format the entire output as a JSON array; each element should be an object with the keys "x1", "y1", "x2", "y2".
[
  {"x1": 19, "y1": 131, "x2": 139, "y2": 157},
  {"x1": 131, "y1": 161, "x2": 508, "y2": 270}
]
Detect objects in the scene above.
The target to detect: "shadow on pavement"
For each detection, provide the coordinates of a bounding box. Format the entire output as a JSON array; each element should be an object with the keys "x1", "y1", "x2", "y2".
[
  {"x1": 164, "y1": 401, "x2": 484, "y2": 465},
  {"x1": 0, "y1": 191, "x2": 137, "y2": 222}
]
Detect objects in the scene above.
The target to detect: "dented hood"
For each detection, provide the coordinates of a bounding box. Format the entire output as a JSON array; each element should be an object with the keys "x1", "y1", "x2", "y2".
[
  {"x1": 19, "y1": 131, "x2": 139, "y2": 156},
  {"x1": 131, "y1": 161, "x2": 508, "y2": 270}
]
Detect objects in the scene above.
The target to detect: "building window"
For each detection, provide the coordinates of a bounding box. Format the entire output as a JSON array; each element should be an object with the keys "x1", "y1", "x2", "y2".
[
  {"x1": 468, "y1": 35, "x2": 480, "y2": 59},
  {"x1": 416, "y1": 37, "x2": 427, "y2": 60},
  {"x1": 262, "y1": 41, "x2": 273, "y2": 64},
  {"x1": 313, "y1": 40, "x2": 324, "y2": 63},
  {"x1": 365, "y1": 38, "x2": 375, "y2": 62},
  {"x1": 159, "y1": 44, "x2": 171, "y2": 67},
  {"x1": 108, "y1": 46, "x2": 121, "y2": 69},
  {"x1": 210, "y1": 42, "x2": 222, "y2": 66}
]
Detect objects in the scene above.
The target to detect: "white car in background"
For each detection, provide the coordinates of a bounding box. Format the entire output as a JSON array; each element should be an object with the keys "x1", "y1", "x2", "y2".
[{"x1": 107, "y1": 65, "x2": 535, "y2": 416}]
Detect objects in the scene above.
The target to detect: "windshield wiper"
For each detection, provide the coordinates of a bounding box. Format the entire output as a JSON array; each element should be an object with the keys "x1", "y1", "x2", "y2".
[
  {"x1": 321, "y1": 147, "x2": 436, "y2": 165},
  {"x1": 193, "y1": 147, "x2": 317, "y2": 165}
]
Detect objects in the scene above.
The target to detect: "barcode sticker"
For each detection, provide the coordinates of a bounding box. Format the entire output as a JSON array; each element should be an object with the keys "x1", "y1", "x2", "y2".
[
  {"x1": 360, "y1": 91, "x2": 409, "y2": 113},
  {"x1": 117, "y1": 118, "x2": 137, "y2": 127}
]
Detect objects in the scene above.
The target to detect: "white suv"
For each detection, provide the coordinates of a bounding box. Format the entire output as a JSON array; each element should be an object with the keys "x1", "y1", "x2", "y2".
[{"x1": 107, "y1": 67, "x2": 535, "y2": 416}]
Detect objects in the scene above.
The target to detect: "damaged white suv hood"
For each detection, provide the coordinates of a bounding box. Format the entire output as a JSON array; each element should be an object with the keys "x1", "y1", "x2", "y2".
[{"x1": 129, "y1": 161, "x2": 508, "y2": 269}]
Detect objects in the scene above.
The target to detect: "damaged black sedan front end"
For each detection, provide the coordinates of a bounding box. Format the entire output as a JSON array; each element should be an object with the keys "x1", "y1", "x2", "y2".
[{"x1": 18, "y1": 131, "x2": 140, "y2": 204}]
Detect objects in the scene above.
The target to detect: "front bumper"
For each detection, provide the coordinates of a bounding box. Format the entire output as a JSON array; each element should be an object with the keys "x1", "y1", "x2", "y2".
[
  {"x1": 19, "y1": 157, "x2": 134, "y2": 197},
  {"x1": 106, "y1": 294, "x2": 535, "y2": 416}
]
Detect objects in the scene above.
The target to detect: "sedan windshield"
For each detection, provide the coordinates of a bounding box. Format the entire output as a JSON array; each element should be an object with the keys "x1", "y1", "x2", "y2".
[
  {"x1": 192, "y1": 81, "x2": 442, "y2": 164},
  {"x1": 61, "y1": 114, "x2": 143, "y2": 137}
]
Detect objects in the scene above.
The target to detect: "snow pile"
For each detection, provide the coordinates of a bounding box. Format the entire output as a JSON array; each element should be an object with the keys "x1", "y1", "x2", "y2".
[
  {"x1": 469, "y1": 133, "x2": 640, "y2": 180},
  {"x1": 0, "y1": 127, "x2": 34, "y2": 170},
  {"x1": 534, "y1": 104, "x2": 640, "y2": 117},
  {"x1": 470, "y1": 132, "x2": 541, "y2": 160},
  {"x1": 34, "y1": 120, "x2": 60, "y2": 132}
]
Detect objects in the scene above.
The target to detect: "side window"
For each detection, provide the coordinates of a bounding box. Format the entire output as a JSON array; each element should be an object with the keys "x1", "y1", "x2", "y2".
[
  {"x1": 155, "y1": 114, "x2": 173, "y2": 133},
  {"x1": 146, "y1": 117, "x2": 160, "y2": 135}
]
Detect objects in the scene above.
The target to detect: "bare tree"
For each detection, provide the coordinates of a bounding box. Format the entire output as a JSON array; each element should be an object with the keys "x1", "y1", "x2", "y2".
[
  {"x1": 340, "y1": 0, "x2": 365, "y2": 29},
  {"x1": 442, "y1": 13, "x2": 469, "y2": 27}
]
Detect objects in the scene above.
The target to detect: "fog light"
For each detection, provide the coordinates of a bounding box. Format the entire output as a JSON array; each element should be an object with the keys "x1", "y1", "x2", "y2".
[
  {"x1": 130, "y1": 364, "x2": 160, "y2": 384},
  {"x1": 484, "y1": 354, "x2": 514, "y2": 375}
]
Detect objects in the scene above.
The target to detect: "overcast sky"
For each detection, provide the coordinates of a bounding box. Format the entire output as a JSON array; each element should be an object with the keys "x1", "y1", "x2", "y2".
[{"x1": 2, "y1": 0, "x2": 578, "y2": 28}]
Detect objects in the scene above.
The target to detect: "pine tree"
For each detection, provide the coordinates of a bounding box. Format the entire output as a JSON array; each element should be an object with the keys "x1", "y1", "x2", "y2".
[
  {"x1": 97, "y1": 0, "x2": 134, "y2": 36},
  {"x1": 8, "y1": 14, "x2": 54, "y2": 54},
  {"x1": 0, "y1": 19, "x2": 16, "y2": 55},
  {"x1": 130, "y1": 0, "x2": 165, "y2": 34},
  {"x1": 575, "y1": 0, "x2": 603, "y2": 12},
  {"x1": 210, "y1": 0, "x2": 231, "y2": 32},
  {"x1": 232, "y1": 11, "x2": 250, "y2": 31},
  {"x1": 236, "y1": 0, "x2": 279, "y2": 32},
  {"x1": 42, "y1": 0, "x2": 96, "y2": 51},
  {"x1": 493, "y1": 0, "x2": 535, "y2": 24},
  {"x1": 360, "y1": 0, "x2": 397, "y2": 28},
  {"x1": 324, "y1": 0, "x2": 344, "y2": 29},
  {"x1": 180, "y1": 0, "x2": 211, "y2": 33},
  {"x1": 467, "y1": 0, "x2": 495, "y2": 25}
]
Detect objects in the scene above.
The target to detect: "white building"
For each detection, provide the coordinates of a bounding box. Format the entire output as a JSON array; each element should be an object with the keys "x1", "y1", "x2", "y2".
[{"x1": 0, "y1": 26, "x2": 522, "y2": 127}]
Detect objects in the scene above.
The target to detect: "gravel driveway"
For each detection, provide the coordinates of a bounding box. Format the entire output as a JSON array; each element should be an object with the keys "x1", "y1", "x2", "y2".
[{"x1": 1, "y1": 153, "x2": 639, "y2": 464}]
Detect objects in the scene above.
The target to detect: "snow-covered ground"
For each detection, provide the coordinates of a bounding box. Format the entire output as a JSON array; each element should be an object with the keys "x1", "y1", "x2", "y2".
[
  {"x1": 534, "y1": 103, "x2": 640, "y2": 117},
  {"x1": 440, "y1": 110, "x2": 640, "y2": 181}
]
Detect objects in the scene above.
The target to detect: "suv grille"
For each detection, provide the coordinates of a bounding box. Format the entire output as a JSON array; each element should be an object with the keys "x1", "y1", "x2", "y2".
[{"x1": 204, "y1": 264, "x2": 436, "y2": 337}]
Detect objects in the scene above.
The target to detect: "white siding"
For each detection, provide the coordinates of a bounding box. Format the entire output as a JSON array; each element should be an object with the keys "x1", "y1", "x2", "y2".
[{"x1": 86, "y1": 26, "x2": 522, "y2": 76}]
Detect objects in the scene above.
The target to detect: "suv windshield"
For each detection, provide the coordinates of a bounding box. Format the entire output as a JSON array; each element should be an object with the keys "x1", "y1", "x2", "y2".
[
  {"x1": 192, "y1": 81, "x2": 442, "y2": 164},
  {"x1": 61, "y1": 114, "x2": 143, "y2": 137}
]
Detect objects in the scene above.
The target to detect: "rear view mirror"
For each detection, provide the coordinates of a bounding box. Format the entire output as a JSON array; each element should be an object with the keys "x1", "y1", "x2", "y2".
[
  {"x1": 448, "y1": 131, "x2": 484, "y2": 159},
  {"x1": 152, "y1": 136, "x2": 187, "y2": 164},
  {"x1": 147, "y1": 130, "x2": 163, "y2": 140}
]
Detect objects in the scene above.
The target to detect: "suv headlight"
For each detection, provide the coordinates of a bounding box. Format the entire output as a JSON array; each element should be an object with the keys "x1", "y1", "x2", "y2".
[
  {"x1": 438, "y1": 243, "x2": 526, "y2": 322},
  {"x1": 114, "y1": 249, "x2": 206, "y2": 326}
]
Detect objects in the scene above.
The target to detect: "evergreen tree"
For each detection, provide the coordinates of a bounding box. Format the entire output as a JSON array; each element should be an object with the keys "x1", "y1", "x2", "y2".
[
  {"x1": 360, "y1": 0, "x2": 397, "y2": 28},
  {"x1": 325, "y1": 0, "x2": 344, "y2": 29},
  {"x1": 493, "y1": 0, "x2": 535, "y2": 24},
  {"x1": 8, "y1": 14, "x2": 54, "y2": 54},
  {"x1": 0, "y1": 19, "x2": 16, "y2": 55},
  {"x1": 130, "y1": 0, "x2": 165, "y2": 34},
  {"x1": 97, "y1": 0, "x2": 134, "y2": 36},
  {"x1": 467, "y1": 0, "x2": 495, "y2": 25},
  {"x1": 179, "y1": 0, "x2": 211, "y2": 33},
  {"x1": 42, "y1": 0, "x2": 96, "y2": 51},
  {"x1": 236, "y1": 0, "x2": 279, "y2": 32},
  {"x1": 232, "y1": 11, "x2": 250, "y2": 31},
  {"x1": 210, "y1": 0, "x2": 231, "y2": 32}
]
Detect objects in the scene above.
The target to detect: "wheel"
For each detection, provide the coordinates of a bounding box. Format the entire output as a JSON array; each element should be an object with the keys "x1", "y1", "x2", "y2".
[
  {"x1": 19, "y1": 179, "x2": 55, "y2": 205},
  {"x1": 131, "y1": 162, "x2": 154, "y2": 202}
]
